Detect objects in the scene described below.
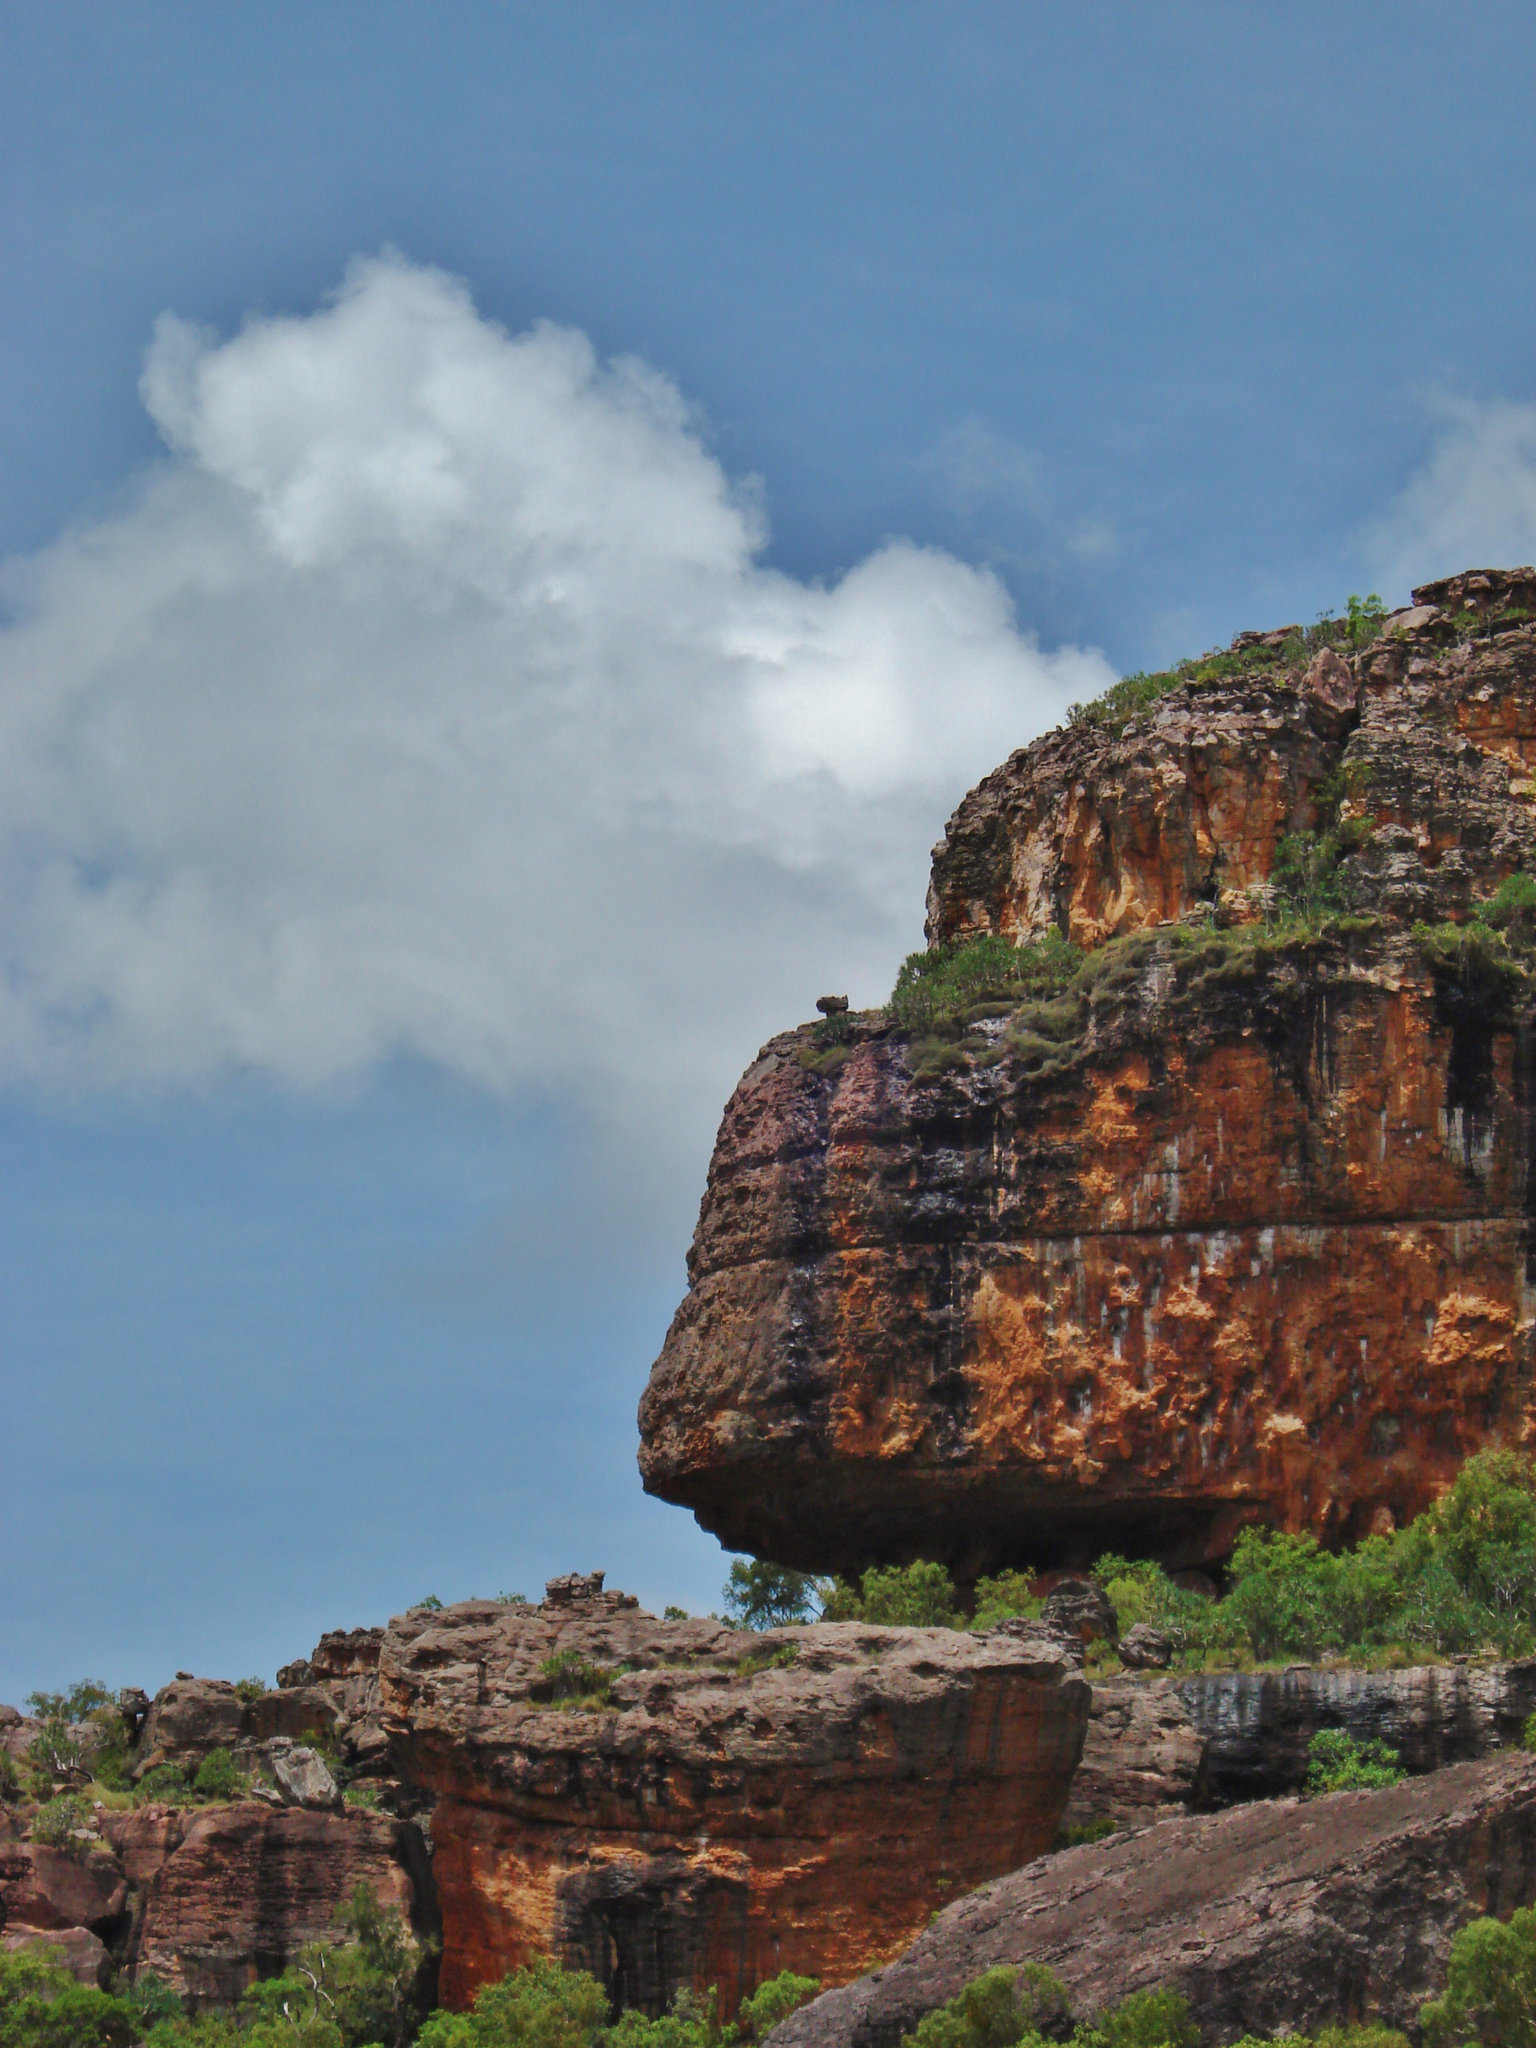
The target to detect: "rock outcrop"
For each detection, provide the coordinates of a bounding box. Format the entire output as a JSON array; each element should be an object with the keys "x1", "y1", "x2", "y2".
[
  {"x1": 376, "y1": 1578, "x2": 1089, "y2": 2014},
  {"x1": 104, "y1": 1803, "x2": 428, "y2": 2005},
  {"x1": 0, "y1": 1793, "x2": 430, "y2": 2007},
  {"x1": 1057, "y1": 1677, "x2": 1205, "y2": 1835},
  {"x1": 639, "y1": 571, "x2": 1536, "y2": 1577},
  {"x1": 767, "y1": 1753, "x2": 1536, "y2": 2048},
  {"x1": 1177, "y1": 1656, "x2": 1536, "y2": 1806}
]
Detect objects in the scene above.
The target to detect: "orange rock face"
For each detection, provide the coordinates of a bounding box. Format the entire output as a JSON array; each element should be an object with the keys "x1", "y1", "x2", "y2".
[
  {"x1": 638, "y1": 571, "x2": 1536, "y2": 1575},
  {"x1": 377, "y1": 1580, "x2": 1088, "y2": 2014}
]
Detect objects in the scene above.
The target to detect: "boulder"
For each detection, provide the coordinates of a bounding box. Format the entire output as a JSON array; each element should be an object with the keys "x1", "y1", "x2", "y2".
[
  {"x1": 766, "y1": 1753, "x2": 1536, "y2": 2048},
  {"x1": 1117, "y1": 1625, "x2": 1173, "y2": 1670},
  {"x1": 2, "y1": 1924, "x2": 111, "y2": 1988},
  {"x1": 1301, "y1": 644, "x2": 1359, "y2": 739},
  {"x1": 266, "y1": 1741, "x2": 341, "y2": 1812},
  {"x1": 132, "y1": 1679, "x2": 245, "y2": 1776},
  {"x1": 377, "y1": 1583, "x2": 1088, "y2": 2015},
  {"x1": 1039, "y1": 1580, "x2": 1116, "y2": 1647},
  {"x1": 0, "y1": 1837, "x2": 128, "y2": 1935}
]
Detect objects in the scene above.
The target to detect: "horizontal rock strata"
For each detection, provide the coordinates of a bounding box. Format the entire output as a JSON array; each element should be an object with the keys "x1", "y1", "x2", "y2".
[
  {"x1": 376, "y1": 1580, "x2": 1089, "y2": 2014},
  {"x1": 1177, "y1": 1656, "x2": 1536, "y2": 1805},
  {"x1": 639, "y1": 572, "x2": 1536, "y2": 1575},
  {"x1": 767, "y1": 1752, "x2": 1536, "y2": 2048}
]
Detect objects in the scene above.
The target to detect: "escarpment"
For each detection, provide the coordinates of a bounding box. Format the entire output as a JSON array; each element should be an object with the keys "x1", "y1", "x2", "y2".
[{"x1": 638, "y1": 568, "x2": 1536, "y2": 1577}]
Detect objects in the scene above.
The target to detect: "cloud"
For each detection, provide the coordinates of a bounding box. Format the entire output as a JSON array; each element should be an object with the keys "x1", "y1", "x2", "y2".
[
  {"x1": 1370, "y1": 396, "x2": 1536, "y2": 594},
  {"x1": 920, "y1": 417, "x2": 1118, "y2": 564},
  {"x1": 0, "y1": 254, "x2": 1114, "y2": 1143}
]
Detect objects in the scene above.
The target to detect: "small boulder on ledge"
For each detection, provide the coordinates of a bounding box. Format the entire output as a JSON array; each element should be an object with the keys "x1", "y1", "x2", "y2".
[{"x1": 265, "y1": 1740, "x2": 341, "y2": 1811}]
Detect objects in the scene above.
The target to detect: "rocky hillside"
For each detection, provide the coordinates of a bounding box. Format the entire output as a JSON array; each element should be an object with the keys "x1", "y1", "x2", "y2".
[
  {"x1": 2, "y1": 1578, "x2": 1087, "y2": 2016},
  {"x1": 638, "y1": 567, "x2": 1536, "y2": 1580}
]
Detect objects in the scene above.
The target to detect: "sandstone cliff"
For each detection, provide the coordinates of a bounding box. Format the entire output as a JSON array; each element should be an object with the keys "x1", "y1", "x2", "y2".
[
  {"x1": 638, "y1": 568, "x2": 1536, "y2": 1576},
  {"x1": 376, "y1": 1576, "x2": 1087, "y2": 2013}
]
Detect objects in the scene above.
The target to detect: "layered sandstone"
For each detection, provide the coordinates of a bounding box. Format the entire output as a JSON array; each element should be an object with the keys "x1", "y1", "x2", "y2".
[
  {"x1": 769, "y1": 1752, "x2": 1536, "y2": 2048},
  {"x1": 639, "y1": 571, "x2": 1536, "y2": 1575},
  {"x1": 375, "y1": 1577, "x2": 1088, "y2": 2014}
]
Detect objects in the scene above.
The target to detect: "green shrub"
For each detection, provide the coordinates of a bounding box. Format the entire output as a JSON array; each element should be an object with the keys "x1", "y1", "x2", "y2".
[
  {"x1": 970, "y1": 1571, "x2": 1042, "y2": 1630},
  {"x1": 135, "y1": 1763, "x2": 193, "y2": 1806},
  {"x1": 1052, "y1": 1816, "x2": 1118, "y2": 1851},
  {"x1": 28, "y1": 1794, "x2": 94, "y2": 1849},
  {"x1": 663, "y1": 1605, "x2": 689, "y2": 1621},
  {"x1": 821, "y1": 1561, "x2": 958, "y2": 1627},
  {"x1": 1420, "y1": 1903, "x2": 1536, "y2": 2046},
  {"x1": 737, "y1": 1973, "x2": 820, "y2": 2042},
  {"x1": 1080, "y1": 1988, "x2": 1201, "y2": 2048},
  {"x1": 0, "y1": 1750, "x2": 19, "y2": 1802},
  {"x1": 0, "y1": 1941, "x2": 140, "y2": 2047},
  {"x1": 903, "y1": 1963, "x2": 1074, "y2": 2048},
  {"x1": 889, "y1": 933, "x2": 1081, "y2": 1035},
  {"x1": 1304, "y1": 1729, "x2": 1405, "y2": 1795},
  {"x1": 192, "y1": 1748, "x2": 249, "y2": 1802},
  {"x1": 721, "y1": 1560, "x2": 819, "y2": 1630},
  {"x1": 533, "y1": 1652, "x2": 617, "y2": 1712},
  {"x1": 1344, "y1": 593, "x2": 1388, "y2": 648},
  {"x1": 233, "y1": 1678, "x2": 267, "y2": 1705},
  {"x1": 418, "y1": 1954, "x2": 611, "y2": 2048},
  {"x1": 1090, "y1": 1555, "x2": 1239, "y2": 1661}
]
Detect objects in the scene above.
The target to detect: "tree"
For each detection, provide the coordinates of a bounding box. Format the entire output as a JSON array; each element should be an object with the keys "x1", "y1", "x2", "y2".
[
  {"x1": 1420, "y1": 1906, "x2": 1536, "y2": 2047},
  {"x1": 0, "y1": 1944, "x2": 139, "y2": 2048},
  {"x1": 721, "y1": 1561, "x2": 820, "y2": 1630}
]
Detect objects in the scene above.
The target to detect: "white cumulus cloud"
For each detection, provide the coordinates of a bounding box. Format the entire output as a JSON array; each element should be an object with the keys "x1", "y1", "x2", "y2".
[
  {"x1": 1370, "y1": 396, "x2": 1536, "y2": 594},
  {"x1": 0, "y1": 253, "x2": 1114, "y2": 1139}
]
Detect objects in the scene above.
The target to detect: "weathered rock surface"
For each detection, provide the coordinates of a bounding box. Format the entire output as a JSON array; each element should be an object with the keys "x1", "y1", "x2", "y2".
[
  {"x1": 767, "y1": 1753, "x2": 1536, "y2": 2048},
  {"x1": 377, "y1": 1577, "x2": 1089, "y2": 2015},
  {"x1": 1176, "y1": 1656, "x2": 1536, "y2": 1805},
  {"x1": 133, "y1": 1676, "x2": 339, "y2": 1781},
  {"x1": 99, "y1": 1803, "x2": 429, "y2": 2005},
  {"x1": 1057, "y1": 1677, "x2": 1204, "y2": 1834},
  {"x1": 639, "y1": 571, "x2": 1536, "y2": 1576}
]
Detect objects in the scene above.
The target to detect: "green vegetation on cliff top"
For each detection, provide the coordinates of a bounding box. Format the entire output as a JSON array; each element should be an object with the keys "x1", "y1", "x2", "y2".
[{"x1": 719, "y1": 1449, "x2": 1536, "y2": 1673}]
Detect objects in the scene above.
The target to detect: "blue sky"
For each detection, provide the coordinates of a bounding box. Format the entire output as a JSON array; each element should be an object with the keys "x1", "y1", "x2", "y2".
[{"x1": 4, "y1": 1, "x2": 1536, "y2": 1701}]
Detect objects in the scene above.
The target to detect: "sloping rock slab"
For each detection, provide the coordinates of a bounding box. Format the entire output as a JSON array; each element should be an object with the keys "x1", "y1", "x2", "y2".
[{"x1": 767, "y1": 1754, "x2": 1536, "y2": 2048}]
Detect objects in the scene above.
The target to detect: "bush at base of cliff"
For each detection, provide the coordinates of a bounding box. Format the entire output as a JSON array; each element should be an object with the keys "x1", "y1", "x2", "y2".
[
  {"x1": 1304, "y1": 1730, "x2": 1405, "y2": 1796},
  {"x1": 416, "y1": 1959, "x2": 820, "y2": 2048},
  {"x1": 0, "y1": 1944, "x2": 140, "y2": 2047},
  {"x1": 820, "y1": 1561, "x2": 958, "y2": 1627},
  {"x1": 1092, "y1": 1449, "x2": 1536, "y2": 1669},
  {"x1": 1420, "y1": 1904, "x2": 1536, "y2": 2047}
]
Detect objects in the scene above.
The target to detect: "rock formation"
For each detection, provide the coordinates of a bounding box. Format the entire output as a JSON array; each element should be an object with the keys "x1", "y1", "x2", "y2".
[
  {"x1": 375, "y1": 1578, "x2": 1087, "y2": 2013},
  {"x1": 638, "y1": 569, "x2": 1536, "y2": 1576},
  {"x1": 768, "y1": 1752, "x2": 1536, "y2": 2048},
  {"x1": 0, "y1": 1797, "x2": 428, "y2": 2005}
]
